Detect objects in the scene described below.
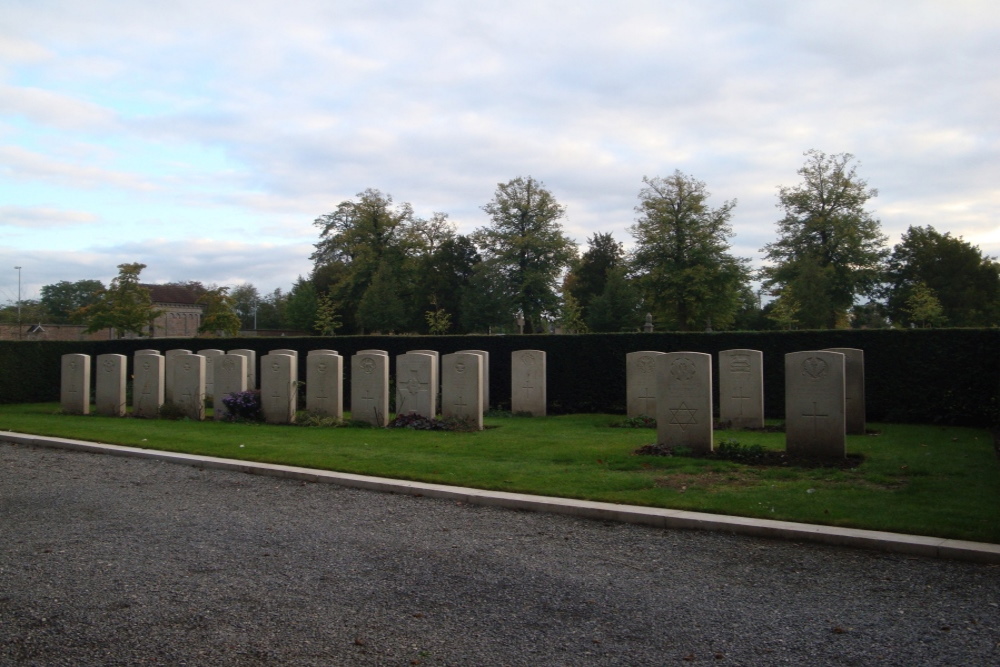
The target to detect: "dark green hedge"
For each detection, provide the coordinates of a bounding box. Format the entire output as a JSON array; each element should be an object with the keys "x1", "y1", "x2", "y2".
[{"x1": 2, "y1": 329, "x2": 998, "y2": 426}]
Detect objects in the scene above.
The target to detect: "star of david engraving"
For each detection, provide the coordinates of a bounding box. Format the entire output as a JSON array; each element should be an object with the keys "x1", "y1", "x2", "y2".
[{"x1": 668, "y1": 401, "x2": 698, "y2": 431}]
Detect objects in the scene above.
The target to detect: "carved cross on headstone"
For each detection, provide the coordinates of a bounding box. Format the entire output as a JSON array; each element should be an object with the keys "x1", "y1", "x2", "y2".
[
  {"x1": 731, "y1": 384, "x2": 751, "y2": 417},
  {"x1": 802, "y1": 401, "x2": 829, "y2": 436}
]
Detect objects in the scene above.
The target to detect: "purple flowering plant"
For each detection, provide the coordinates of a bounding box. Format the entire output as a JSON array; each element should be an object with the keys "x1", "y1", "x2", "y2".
[{"x1": 221, "y1": 390, "x2": 263, "y2": 422}]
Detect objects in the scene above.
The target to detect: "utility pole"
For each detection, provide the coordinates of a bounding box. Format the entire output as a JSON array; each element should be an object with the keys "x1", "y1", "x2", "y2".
[{"x1": 14, "y1": 266, "x2": 21, "y2": 340}]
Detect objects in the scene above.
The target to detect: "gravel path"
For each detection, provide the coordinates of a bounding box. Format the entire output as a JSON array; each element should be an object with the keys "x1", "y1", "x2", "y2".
[{"x1": 1, "y1": 442, "x2": 999, "y2": 666}]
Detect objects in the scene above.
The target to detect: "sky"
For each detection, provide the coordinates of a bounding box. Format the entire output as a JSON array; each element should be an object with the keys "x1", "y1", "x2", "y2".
[{"x1": 1, "y1": 0, "x2": 998, "y2": 304}]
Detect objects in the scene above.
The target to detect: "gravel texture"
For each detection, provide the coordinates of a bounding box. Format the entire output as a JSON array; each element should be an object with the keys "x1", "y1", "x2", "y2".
[{"x1": 1, "y1": 441, "x2": 999, "y2": 666}]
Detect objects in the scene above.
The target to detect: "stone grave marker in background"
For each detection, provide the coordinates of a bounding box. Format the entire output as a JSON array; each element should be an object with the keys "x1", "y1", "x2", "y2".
[
  {"x1": 824, "y1": 347, "x2": 865, "y2": 435},
  {"x1": 135, "y1": 349, "x2": 160, "y2": 356},
  {"x1": 95, "y1": 353, "x2": 127, "y2": 417},
  {"x1": 133, "y1": 352, "x2": 164, "y2": 418},
  {"x1": 785, "y1": 350, "x2": 846, "y2": 458},
  {"x1": 60, "y1": 353, "x2": 90, "y2": 415},
  {"x1": 173, "y1": 353, "x2": 206, "y2": 421},
  {"x1": 656, "y1": 352, "x2": 713, "y2": 454},
  {"x1": 196, "y1": 349, "x2": 224, "y2": 398},
  {"x1": 351, "y1": 352, "x2": 389, "y2": 426},
  {"x1": 626, "y1": 351, "x2": 664, "y2": 418},
  {"x1": 458, "y1": 349, "x2": 489, "y2": 410},
  {"x1": 358, "y1": 349, "x2": 388, "y2": 356},
  {"x1": 718, "y1": 349, "x2": 764, "y2": 429},
  {"x1": 442, "y1": 351, "x2": 483, "y2": 429},
  {"x1": 271, "y1": 348, "x2": 298, "y2": 358},
  {"x1": 213, "y1": 353, "x2": 248, "y2": 421},
  {"x1": 511, "y1": 350, "x2": 546, "y2": 416},
  {"x1": 306, "y1": 352, "x2": 343, "y2": 419},
  {"x1": 309, "y1": 349, "x2": 338, "y2": 356},
  {"x1": 261, "y1": 353, "x2": 297, "y2": 424},
  {"x1": 164, "y1": 349, "x2": 192, "y2": 403},
  {"x1": 229, "y1": 349, "x2": 257, "y2": 390},
  {"x1": 395, "y1": 352, "x2": 437, "y2": 417}
]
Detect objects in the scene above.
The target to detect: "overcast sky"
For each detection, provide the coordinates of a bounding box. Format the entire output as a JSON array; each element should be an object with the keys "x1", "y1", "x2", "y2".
[{"x1": 1, "y1": 0, "x2": 998, "y2": 303}]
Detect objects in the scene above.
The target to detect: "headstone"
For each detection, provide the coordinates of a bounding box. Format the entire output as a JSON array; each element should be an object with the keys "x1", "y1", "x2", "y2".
[
  {"x1": 261, "y1": 353, "x2": 297, "y2": 424},
  {"x1": 785, "y1": 351, "x2": 846, "y2": 458},
  {"x1": 395, "y1": 352, "x2": 437, "y2": 418},
  {"x1": 824, "y1": 347, "x2": 865, "y2": 435},
  {"x1": 656, "y1": 352, "x2": 713, "y2": 454},
  {"x1": 351, "y1": 352, "x2": 389, "y2": 426},
  {"x1": 511, "y1": 350, "x2": 546, "y2": 416},
  {"x1": 271, "y1": 348, "x2": 298, "y2": 359},
  {"x1": 309, "y1": 349, "x2": 338, "y2": 356},
  {"x1": 718, "y1": 349, "x2": 764, "y2": 429},
  {"x1": 196, "y1": 349, "x2": 224, "y2": 398},
  {"x1": 173, "y1": 354, "x2": 206, "y2": 421},
  {"x1": 358, "y1": 349, "x2": 388, "y2": 356},
  {"x1": 60, "y1": 353, "x2": 90, "y2": 415},
  {"x1": 229, "y1": 349, "x2": 257, "y2": 390},
  {"x1": 164, "y1": 349, "x2": 192, "y2": 403},
  {"x1": 135, "y1": 349, "x2": 160, "y2": 356},
  {"x1": 133, "y1": 352, "x2": 164, "y2": 418},
  {"x1": 441, "y1": 352, "x2": 483, "y2": 429},
  {"x1": 306, "y1": 353, "x2": 343, "y2": 419},
  {"x1": 458, "y1": 349, "x2": 489, "y2": 410},
  {"x1": 626, "y1": 351, "x2": 665, "y2": 418},
  {"x1": 95, "y1": 354, "x2": 127, "y2": 417},
  {"x1": 213, "y1": 353, "x2": 248, "y2": 421}
]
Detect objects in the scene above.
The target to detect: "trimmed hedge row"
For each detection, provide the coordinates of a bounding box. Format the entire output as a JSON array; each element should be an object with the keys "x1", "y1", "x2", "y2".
[{"x1": 1, "y1": 329, "x2": 997, "y2": 426}]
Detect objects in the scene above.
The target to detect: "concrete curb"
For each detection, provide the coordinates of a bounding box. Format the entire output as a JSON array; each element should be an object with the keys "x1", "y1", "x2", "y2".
[{"x1": 4, "y1": 430, "x2": 999, "y2": 565}]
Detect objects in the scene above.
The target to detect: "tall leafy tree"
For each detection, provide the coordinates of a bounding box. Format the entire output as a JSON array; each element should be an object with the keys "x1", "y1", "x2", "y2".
[
  {"x1": 585, "y1": 267, "x2": 644, "y2": 332},
  {"x1": 629, "y1": 172, "x2": 750, "y2": 331},
  {"x1": 413, "y1": 234, "x2": 481, "y2": 333},
  {"x1": 883, "y1": 225, "x2": 1000, "y2": 327},
  {"x1": 78, "y1": 263, "x2": 162, "y2": 338},
  {"x1": 39, "y1": 279, "x2": 104, "y2": 323},
  {"x1": 285, "y1": 277, "x2": 319, "y2": 332},
  {"x1": 760, "y1": 150, "x2": 888, "y2": 328},
  {"x1": 473, "y1": 176, "x2": 577, "y2": 333},
  {"x1": 197, "y1": 286, "x2": 241, "y2": 337},
  {"x1": 564, "y1": 232, "x2": 625, "y2": 321},
  {"x1": 229, "y1": 283, "x2": 261, "y2": 330}
]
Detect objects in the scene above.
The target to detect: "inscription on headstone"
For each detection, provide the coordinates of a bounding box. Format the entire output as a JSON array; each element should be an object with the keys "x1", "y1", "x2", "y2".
[
  {"x1": 656, "y1": 352, "x2": 713, "y2": 454},
  {"x1": 213, "y1": 353, "x2": 248, "y2": 421},
  {"x1": 718, "y1": 349, "x2": 764, "y2": 429},
  {"x1": 196, "y1": 349, "x2": 224, "y2": 398},
  {"x1": 60, "y1": 353, "x2": 90, "y2": 415},
  {"x1": 351, "y1": 352, "x2": 389, "y2": 426},
  {"x1": 261, "y1": 353, "x2": 297, "y2": 424},
  {"x1": 458, "y1": 349, "x2": 489, "y2": 411},
  {"x1": 785, "y1": 351, "x2": 846, "y2": 458},
  {"x1": 395, "y1": 352, "x2": 437, "y2": 417},
  {"x1": 95, "y1": 353, "x2": 127, "y2": 417},
  {"x1": 133, "y1": 352, "x2": 164, "y2": 418},
  {"x1": 626, "y1": 351, "x2": 665, "y2": 418},
  {"x1": 173, "y1": 354, "x2": 206, "y2": 421},
  {"x1": 511, "y1": 350, "x2": 546, "y2": 416},
  {"x1": 306, "y1": 352, "x2": 343, "y2": 419},
  {"x1": 164, "y1": 349, "x2": 192, "y2": 403},
  {"x1": 442, "y1": 352, "x2": 483, "y2": 430}
]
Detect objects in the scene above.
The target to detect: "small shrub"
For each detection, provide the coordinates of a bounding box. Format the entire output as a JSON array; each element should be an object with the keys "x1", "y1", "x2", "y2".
[
  {"x1": 296, "y1": 411, "x2": 345, "y2": 428},
  {"x1": 158, "y1": 401, "x2": 188, "y2": 421},
  {"x1": 610, "y1": 414, "x2": 656, "y2": 429},
  {"x1": 221, "y1": 390, "x2": 263, "y2": 422},
  {"x1": 714, "y1": 439, "x2": 766, "y2": 463}
]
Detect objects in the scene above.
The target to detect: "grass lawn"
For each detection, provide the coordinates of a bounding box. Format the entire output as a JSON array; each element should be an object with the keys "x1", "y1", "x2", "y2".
[{"x1": 1, "y1": 403, "x2": 998, "y2": 544}]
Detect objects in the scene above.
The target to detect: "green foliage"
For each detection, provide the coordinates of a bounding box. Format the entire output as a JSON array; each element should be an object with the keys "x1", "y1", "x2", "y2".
[
  {"x1": 760, "y1": 150, "x2": 888, "y2": 328},
  {"x1": 39, "y1": 279, "x2": 104, "y2": 323},
  {"x1": 565, "y1": 232, "x2": 626, "y2": 320},
  {"x1": 586, "y1": 267, "x2": 644, "y2": 332},
  {"x1": 556, "y1": 292, "x2": 587, "y2": 333},
  {"x1": 609, "y1": 414, "x2": 656, "y2": 428},
  {"x1": 77, "y1": 263, "x2": 163, "y2": 338},
  {"x1": 285, "y1": 277, "x2": 319, "y2": 332},
  {"x1": 629, "y1": 172, "x2": 751, "y2": 331},
  {"x1": 314, "y1": 293, "x2": 342, "y2": 336},
  {"x1": 714, "y1": 439, "x2": 767, "y2": 463},
  {"x1": 424, "y1": 303, "x2": 452, "y2": 335},
  {"x1": 474, "y1": 176, "x2": 578, "y2": 333},
  {"x1": 357, "y1": 261, "x2": 410, "y2": 333},
  {"x1": 197, "y1": 286, "x2": 242, "y2": 336},
  {"x1": 883, "y1": 225, "x2": 1000, "y2": 327}
]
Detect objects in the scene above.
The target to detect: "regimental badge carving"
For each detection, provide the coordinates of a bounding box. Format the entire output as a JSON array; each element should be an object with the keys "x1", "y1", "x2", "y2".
[
  {"x1": 183, "y1": 361, "x2": 192, "y2": 372},
  {"x1": 406, "y1": 378, "x2": 420, "y2": 394},
  {"x1": 669, "y1": 357, "x2": 696, "y2": 382},
  {"x1": 103, "y1": 359, "x2": 114, "y2": 373},
  {"x1": 142, "y1": 361, "x2": 151, "y2": 372},
  {"x1": 521, "y1": 352, "x2": 535, "y2": 366},
  {"x1": 360, "y1": 357, "x2": 376, "y2": 374},
  {"x1": 271, "y1": 361, "x2": 280, "y2": 372},
  {"x1": 222, "y1": 359, "x2": 235, "y2": 371},
  {"x1": 802, "y1": 357, "x2": 828, "y2": 380},
  {"x1": 69, "y1": 361, "x2": 77, "y2": 371},
  {"x1": 637, "y1": 356, "x2": 656, "y2": 374},
  {"x1": 729, "y1": 353, "x2": 751, "y2": 373},
  {"x1": 317, "y1": 362, "x2": 327, "y2": 374},
  {"x1": 455, "y1": 361, "x2": 466, "y2": 373}
]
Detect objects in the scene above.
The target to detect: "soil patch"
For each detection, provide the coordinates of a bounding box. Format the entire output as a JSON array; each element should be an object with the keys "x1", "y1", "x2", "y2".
[{"x1": 633, "y1": 443, "x2": 864, "y2": 469}]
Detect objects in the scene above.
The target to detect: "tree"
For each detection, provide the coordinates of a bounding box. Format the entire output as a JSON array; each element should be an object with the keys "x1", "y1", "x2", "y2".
[
  {"x1": 412, "y1": 234, "x2": 481, "y2": 334},
  {"x1": 285, "y1": 277, "x2": 319, "y2": 332},
  {"x1": 585, "y1": 267, "x2": 644, "y2": 332},
  {"x1": 629, "y1": 172, "x2": 751, "y2": 331},
  {"x1": 197, "y1": 286, "x2": 242, "y2": 336},
  {"x1": 760, "y1": 150, "x2": 888, "y2": 328},
  {"x1": 564, "y1": 232, "x2": 626, "y2": 321},
  {"x1": 883, "y1": 225, "x2": 1000, "y2": 327},
  {"x1": 77, "y1": 263, "x2": 162, "y2": 338},
  {"x1": 473, "y1": 176, "x2": 578, "y2": 333},
  {"x1": 905, "y1": 282, "x2": 946, "y2": 328},
  {"x1": 229, "y1": 283, "x2": 261, "y2": 330},
  {"x1": 556, "y1": 292, "x2": 588, "y2": 333},
  {"x1": 356, "y1": 262, "x2": 409, "y2": 333},
  {"x1": 39, "y1": 279, "x2": 104, "y2": 323},
  {"x1": 314, "y1": 293, "x2": 342, "y2": 336}
]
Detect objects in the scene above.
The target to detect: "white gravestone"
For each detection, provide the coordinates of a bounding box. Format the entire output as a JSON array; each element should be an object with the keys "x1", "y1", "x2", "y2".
[
  {"x1": 358, "y1": 349, "x2": 388, "y2": 356},
  {"x1": 511, "y1": 350, "x2": 546, "y2": 416},
  {"x1": 458, "y1": 349, "x2": 489, "y2": 410},
  {"x1": 133, "y1": 352, "x2": 164, "y2": 418},
  {"x1": 196, "y1": 349, "x2": 224, "y2": 398},
  {"x1": 626, "y1": 351, "x2": 665, "y2": 418},
  {"x1": 173, "y1": 354, "x2": 206, "y2": 421},
  {"x1": 656, "y1": 352, "x2": 713, "y2": 454},
  {"x1": 164, "y1": 349, "x2": 192, "y2": 403},
  {"x1": 824, "y1": 347, "x2": 865, "y2": 435},
  {"x1": 351, "y1": 352, "x2": 389, "y2": 426},
  {"x1": 718, "y1": 349, "x2": 764, "y2": 429},
  {"x1": 309, "y1": 349, "x2": 338, "y2": 356},
  {"x1": 229, "y1": 349, "x2": 257, "y2": 390},
  {"x1": 135, "y1": 349, "x2": 160, "y2": 356},
  {"x1": 442, "y1": 352, "x2": 483, "y2": 430},
  {"x1": 306, "y1": 353, "x2": 343, "y2": 419},
  {"x1": 785, "y1": 351, "x2": 846, "y2": 458},
  {"x1": 261, "y1": 353, "x2": 297, "y2": 424},
  {"x1": 95, "y1": 354, "x2": 127, "y2": 417},
  {"x1": 271, "y1": 348, "x2": 298, "y2": 358},
  {"x1": 395, "y1": 352, "x2": 437, "y2": 418},
  {"x1": 213, "y1": 354, "x2": 248, "y2": 421},
  {"x1": 60, "y1": 353, "x2": 90, "y2": 415}
]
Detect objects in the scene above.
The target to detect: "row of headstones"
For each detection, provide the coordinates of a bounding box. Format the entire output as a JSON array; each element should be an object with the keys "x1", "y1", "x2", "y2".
[
  {"x1": 59, "y1": 348, "x2": 551, "y2": 430},
  {"x1": 626, "y1": 348, "x2": 865, "y2": 458}
]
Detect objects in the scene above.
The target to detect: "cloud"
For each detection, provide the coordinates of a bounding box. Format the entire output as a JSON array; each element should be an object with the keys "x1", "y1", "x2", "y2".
[
  {"x1": 0, "y1": 205, "x2": 99, "y2": 228},
  {"x1": 0, "y1": 146, "x2": 158, "y2": 191}
]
